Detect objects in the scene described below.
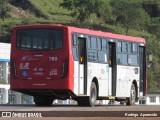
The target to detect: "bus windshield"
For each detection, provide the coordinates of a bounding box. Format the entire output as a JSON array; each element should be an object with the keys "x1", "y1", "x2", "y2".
[{"x1": 16, "y1": 28, "x2": 63, "y2": 50}]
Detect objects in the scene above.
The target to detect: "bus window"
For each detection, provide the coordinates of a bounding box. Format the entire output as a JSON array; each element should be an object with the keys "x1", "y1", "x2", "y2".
[
  {"x1": 128, "y1": 43, "x2": 138, "y2": 66},
  {"x1": 118, "y1": 54, "x2": 128, "y2": 65},
  {"x1": 102, "y1": 39, "x2": 107, "y2": 50},
  {"x1": 26, "y1": 37, "x2": 31, "y2": 48},
  {"x1": 21, "y1": 36, "x2": 27, "y2": 48},
  {"x1": 91, "y1": 37, "x2": 97, "y2": 49},
  {"x1": 128, "y1": 43, "x2": 138, "y2": 54},
  {"x1": 97, "y1": 38, "x2": 101, "y2": 50},
  {"x1": 72, "y1": 34, "x2": 77, "y2": 46},
  {"x1": 117, "y1": 42, "x2": 122, "y2": 52},
  {"x1": 72, "y1": 34, "x2": 78, "y2": 60},
  {"x1": 122, "y1": 42, "x2": 127, "y2": 53},
  {"x1": 38, "y1": 38, "x2": 43, "y2": 49},
  {"x1": 33, "y1": 38, "x2": 38, "y2": 49},
  {"x1": 117, "y1": 41, "x2": 128, "y2": 65},
  {"x1": 16, "y1": 29, "x2": 63, "y2": 50},
  {"x1": 98, "y1": 51, "x2": 107, "y2": 63},
  {"x1": 87, "y1": 37, "x2": 91, "y2": 48},
  {"x1": 132, "y1": 43, "x2": 138, "y2": 53},
  {"x1": 44, "y1": 39, "x2": 49, "y2": 49},
  {"x1": 128, "y1": 43, "x2": 132, "y2": 53},
  {"x1": 129, "y1": 54, "x2": 138, "y2": 66}
]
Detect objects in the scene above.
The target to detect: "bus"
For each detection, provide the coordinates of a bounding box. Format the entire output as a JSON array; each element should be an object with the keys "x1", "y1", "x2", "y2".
[{"x1": 10, "y1": 24, "x2": 147, "y2": 106}]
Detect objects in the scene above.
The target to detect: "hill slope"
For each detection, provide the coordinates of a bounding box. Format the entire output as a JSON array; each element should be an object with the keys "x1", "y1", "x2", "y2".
[{"x1": 9, "y1": 0, "x2": 71, "y2": 23}]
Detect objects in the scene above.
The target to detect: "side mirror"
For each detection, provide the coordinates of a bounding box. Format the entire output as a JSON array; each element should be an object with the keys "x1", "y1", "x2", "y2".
[
  {"x1": 149, "y1": 54, "x2": 153, "y2": 62},
  {"x1": 148, "y1": 54, "x2": 153, "y2": 68}
]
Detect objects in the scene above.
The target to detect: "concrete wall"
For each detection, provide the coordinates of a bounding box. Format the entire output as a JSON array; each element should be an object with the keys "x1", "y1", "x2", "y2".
[
  {"x1": 146, "y1": 94, "x2": 160, "y2": 105},
  {"x1": 0, "y1": 43, "x2": 11, "y2": 61}
]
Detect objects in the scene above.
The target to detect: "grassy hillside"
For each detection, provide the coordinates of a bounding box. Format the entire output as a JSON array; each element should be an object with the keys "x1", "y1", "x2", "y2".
[{"x1": 28, "y1": 0, "x2": 71, "y2": 23}]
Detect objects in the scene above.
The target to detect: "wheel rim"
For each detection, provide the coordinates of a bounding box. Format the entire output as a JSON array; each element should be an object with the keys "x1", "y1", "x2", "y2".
[
  {"x1": 131, "y1": 85, "x2": 136, "y2": 104},
  {"x1": 91, "y1": 87, "x2": 96, "y2": 103}
]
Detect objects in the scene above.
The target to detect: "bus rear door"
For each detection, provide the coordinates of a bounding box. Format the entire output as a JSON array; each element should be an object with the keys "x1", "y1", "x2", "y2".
[{"x1": 77, "y1": 36, "x2": 87, "y2": 95}]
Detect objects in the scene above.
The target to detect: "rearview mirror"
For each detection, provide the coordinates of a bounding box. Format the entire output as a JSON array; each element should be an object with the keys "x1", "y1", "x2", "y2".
[{"x1": 149, "y1": 54, "x2": 153, "y2": 62}]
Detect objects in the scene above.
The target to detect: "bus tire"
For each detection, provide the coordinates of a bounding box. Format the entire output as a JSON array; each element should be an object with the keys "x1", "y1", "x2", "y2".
[
  {"x1": 34, "y1": 96, "x2": 53, "y2": 106},
  {"x1": 86, "y1": 82, "x2": 97, "y2": 107},
  {"x1": 77, "y1": 82, "x2": 97, "y2": 107},
  {"x1": 126, "y1": 84, "x2": 136, "y2": 106}
]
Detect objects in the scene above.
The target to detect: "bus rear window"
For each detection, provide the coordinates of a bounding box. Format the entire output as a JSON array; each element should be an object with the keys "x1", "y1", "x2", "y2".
[{"x1": 16, "y1": 28, "x2": 63, "y2": 50}]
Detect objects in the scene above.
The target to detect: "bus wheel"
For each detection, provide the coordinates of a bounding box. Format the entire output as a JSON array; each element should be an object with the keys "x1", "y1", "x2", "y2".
[
  {"x1": 126, "y1": 84, "x2": 136, "y2": 106},
  {"x1": 77, "y1": 82, "x2": 97, "y2": 107},
  {"x1": 86, "y1": 82, "x2": 97, "y2": 107},
  {"x1": 34, "y1": 96, "x2": 53, "y2": 106}
]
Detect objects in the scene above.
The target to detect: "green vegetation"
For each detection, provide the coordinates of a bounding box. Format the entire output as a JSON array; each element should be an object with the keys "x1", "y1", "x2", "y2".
[
  {"x1": 28, "y1": 0, "x2": 71, "y2": 22},
  {"x1": 0, "y1": 0, "x2": 160, "y2": 92},
  {"x1": 0, "y1": 0, "x2": 10, "y2": 21},
  {"x1": 110, "y1": 0, "x2": 150, "y2": 35},
  {"x1": 60, "y1": 0, "x2": 111, "y2": 27}
]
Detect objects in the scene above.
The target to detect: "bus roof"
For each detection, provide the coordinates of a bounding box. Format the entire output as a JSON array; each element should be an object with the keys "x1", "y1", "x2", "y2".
[
  {"x1": 13, "y1": 24, "x2": 146, "y2": 44},
  {"x1": 67, "y1": 26, "x2": 146, "y2": 44}
]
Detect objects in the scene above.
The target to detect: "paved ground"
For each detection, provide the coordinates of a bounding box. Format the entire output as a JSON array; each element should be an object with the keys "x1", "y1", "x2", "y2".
[{"x1": 0, "y1": 104, "x2": 159, "y2": 120}]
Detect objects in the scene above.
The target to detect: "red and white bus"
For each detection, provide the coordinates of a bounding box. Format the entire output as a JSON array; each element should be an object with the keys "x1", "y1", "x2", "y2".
[{"x1": 10, "y1": 24, "x2": 147, "y2": 106}]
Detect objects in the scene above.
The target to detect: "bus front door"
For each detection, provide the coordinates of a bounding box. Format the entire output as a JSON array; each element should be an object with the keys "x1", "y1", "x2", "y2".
[
  {"x1": 78, "y1": 37, "x2": 87, "y2": 95},
  {"x1": 139, "y1": 46, "x2": 146, "y2": 96},
  {"x1": 108, "y1": 42, "x2": 117, "y2": 96}
]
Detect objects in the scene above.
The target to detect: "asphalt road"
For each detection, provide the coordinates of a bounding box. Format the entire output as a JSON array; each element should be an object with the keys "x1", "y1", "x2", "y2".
[{"x1": 0, "y1": 104, "x2": 160, "y2": 120}]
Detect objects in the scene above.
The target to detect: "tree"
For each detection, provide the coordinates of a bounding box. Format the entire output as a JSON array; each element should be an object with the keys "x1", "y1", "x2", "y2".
[
  {"x1": 94, "y1": 0, "x2": 112, "y2": 23},
  {"x1": 111, "y1": 0, "x2": 149, "y2": 35},
  {"x1": 60, "y1": 0, "x2": 111, "y2": 26},
  {"x1": 0, "y1": 0, "x2": 10, "y2": 21}
]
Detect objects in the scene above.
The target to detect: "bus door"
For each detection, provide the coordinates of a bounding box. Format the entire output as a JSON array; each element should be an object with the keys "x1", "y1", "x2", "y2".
[
  {"x1": 77, "y1": 36, "x2": 87, "y2": 95},
  {"x1": 108, "y1": 42, "x2": 117, "y2": 96},
  {"x1": 139, "y1": 46, "x2": 146, "y2": 96}
]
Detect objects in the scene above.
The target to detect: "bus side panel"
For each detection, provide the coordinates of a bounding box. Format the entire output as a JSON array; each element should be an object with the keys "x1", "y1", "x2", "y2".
[
  {"x1": 116, "y1": 65, "x2": 140, "y2": 97},
  {"x1": 87, "y1": 63, "x2": 109, "y2": 97},
  {"x1": 73, "y1": 61, "x2": 79, "y2": 95},
  {"x1": 73, "y1": 60, "x2": 89, "y2": 96},
  {"x1": 73, "y1": 62, "x2": 110, "y2": 97}
]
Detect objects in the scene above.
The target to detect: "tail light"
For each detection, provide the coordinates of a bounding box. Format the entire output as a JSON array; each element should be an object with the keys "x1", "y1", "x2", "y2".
[{"x1": 61, "y1": 60, "x2": 68, "y2": 78}]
